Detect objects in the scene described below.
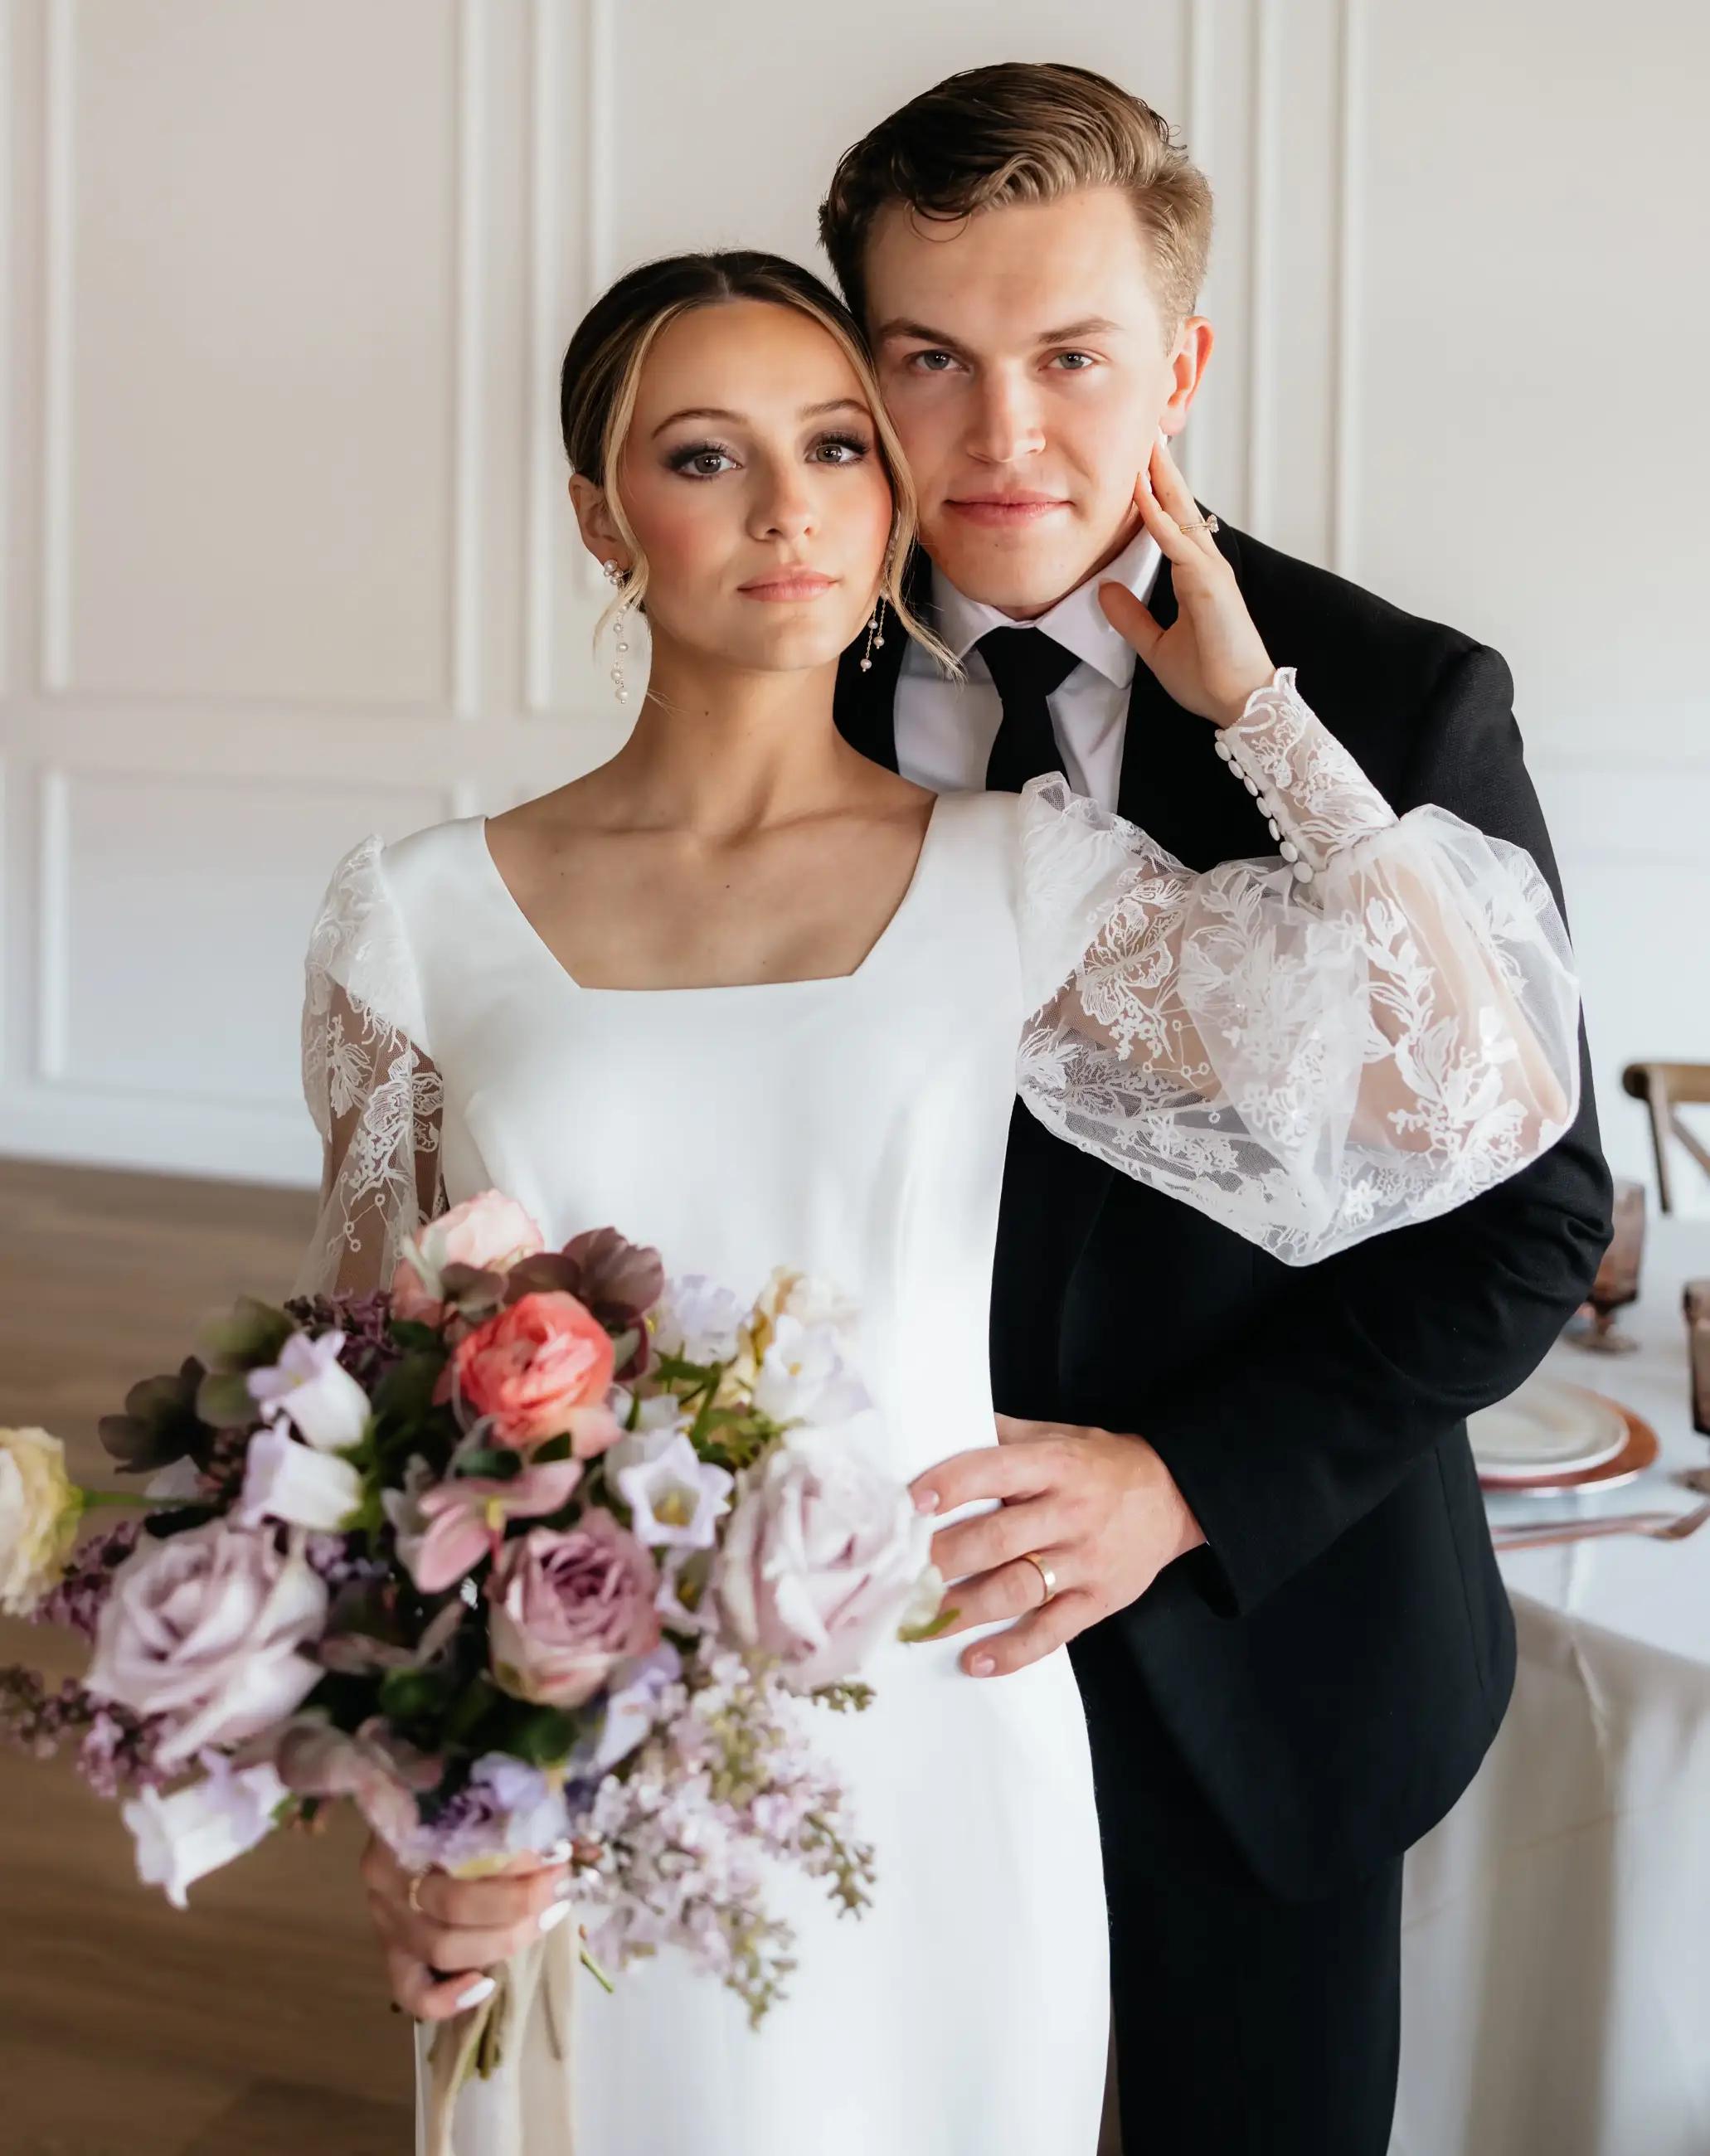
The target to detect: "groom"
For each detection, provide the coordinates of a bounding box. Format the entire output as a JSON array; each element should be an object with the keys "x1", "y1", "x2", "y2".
[{"x1": 825, "y1": 62, "x2": 1611, "y2": 2155}]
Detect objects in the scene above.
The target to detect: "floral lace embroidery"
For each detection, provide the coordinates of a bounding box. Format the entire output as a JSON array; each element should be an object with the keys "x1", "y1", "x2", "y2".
[
  {"x1": 295, "y1": 835, "x2": 445, "y2": 1299},
  {"x1": 1014, "y1": 672, "x2": 1581, "y2": 1266}
]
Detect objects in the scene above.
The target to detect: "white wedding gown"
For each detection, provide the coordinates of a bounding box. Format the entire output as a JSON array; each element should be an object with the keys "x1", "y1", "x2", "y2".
[{"x1": 294, "y1": 672, "x2": 1581, "y2": 2156}]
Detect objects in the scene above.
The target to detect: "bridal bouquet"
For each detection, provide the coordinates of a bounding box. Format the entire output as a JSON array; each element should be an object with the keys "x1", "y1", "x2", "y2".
[{"x1": 0, "y1": 1191, "x2": 946, "y2": 2149}]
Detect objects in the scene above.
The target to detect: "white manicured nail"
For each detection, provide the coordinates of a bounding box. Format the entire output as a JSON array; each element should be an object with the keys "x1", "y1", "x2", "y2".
[
  {"x1": 537, "y1": 1900, "x2": 573, "y2": 1935},
  {"x1": 546, "y1": 1838, "x2": 573, "y2": 1862},
  {"x1": 457, "y1": 1976, "x2": 497, "y2": 2009}
]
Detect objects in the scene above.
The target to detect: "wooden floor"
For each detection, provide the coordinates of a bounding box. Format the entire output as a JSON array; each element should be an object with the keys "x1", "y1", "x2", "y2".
[{"x1": 0, "y1": 1157, "x2": 414, "y2": 2154}]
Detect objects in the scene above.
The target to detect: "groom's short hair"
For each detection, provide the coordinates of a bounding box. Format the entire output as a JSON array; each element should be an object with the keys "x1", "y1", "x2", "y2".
[{"x1": 819, "y1": 62, "x2": 1213, "y2": 334}]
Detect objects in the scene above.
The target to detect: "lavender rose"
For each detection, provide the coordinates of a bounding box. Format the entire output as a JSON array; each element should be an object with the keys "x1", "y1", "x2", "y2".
[
  {"x1": 85, "y1": 1522, "x2": 328, "y2": 1771},
  {"x1": 712, "y1": 1416, "x2": 937, "y2": 1689},
  {"x1": 487, "y1": 1514, "x2": 660, "y2": 1709}
]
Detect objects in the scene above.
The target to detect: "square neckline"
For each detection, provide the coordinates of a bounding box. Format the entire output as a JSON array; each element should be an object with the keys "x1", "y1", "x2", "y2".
[{"x1": 473, "y1": 794, "x2": 946, "y2": 998}]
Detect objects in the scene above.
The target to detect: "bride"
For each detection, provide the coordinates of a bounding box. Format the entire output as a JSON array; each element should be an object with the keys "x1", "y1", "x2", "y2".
[{"x1": 296, "y1": 249, "x2": 1580, "y2": 2154}]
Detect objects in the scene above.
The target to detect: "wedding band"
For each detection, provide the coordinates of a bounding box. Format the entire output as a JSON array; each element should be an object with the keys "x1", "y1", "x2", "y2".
[
  {"x1": 1177, "y1": 514, "x2": 1220, "y2": 534},
  {"x1": 1020, "y1": 1551, "x2": 1057, "y2": 1605},
  {"x1": 407, "y1": 1871, "x2": 428, "y2": 1916}
]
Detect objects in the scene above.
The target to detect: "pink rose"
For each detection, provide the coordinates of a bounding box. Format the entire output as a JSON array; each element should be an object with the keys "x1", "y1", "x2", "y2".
[
  {"x1": 85, "y1": 1521, "x2": 328, "y2": 1771},
  {"x1": 487, "y1": 1514, "x2": 660, "y2": 1708},
  {"x1": 446, "y1": 1292, "x2": 619, "y2": 1452},
  {"x1": 712, "y1": 1418, "x2": 935, "y2": 1689},
  {"x1": 391, "y1": 1192, "x2": 546, "y2": 1325}
]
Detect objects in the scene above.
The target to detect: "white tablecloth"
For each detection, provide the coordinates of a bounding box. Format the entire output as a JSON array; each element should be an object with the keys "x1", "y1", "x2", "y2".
[{"x1": 1392, "y1": 1216, "x2": 1710, "y2": 2156}]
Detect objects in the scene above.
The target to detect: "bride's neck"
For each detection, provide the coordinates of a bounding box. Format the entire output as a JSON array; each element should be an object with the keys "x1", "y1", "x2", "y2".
[{"x1": 595, "y1": 639, "x2": 854, "y2": 833}]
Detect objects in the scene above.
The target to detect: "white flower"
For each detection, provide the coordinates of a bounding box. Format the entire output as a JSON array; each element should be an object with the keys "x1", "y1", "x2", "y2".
[
  {"x1": 751, "y1": 1268, "x2": 860, "y2": 1349},
  {"x1": 751, "y1": 1315, "x2": 871, "y2": 1428},
  {"x1": 122, "y1": 1755, "x2": 289, "y2": 1908},
  {"x1": 712, "y1": 1415, "x2": 934, "y2": 1688},
  {"x1": 245, "y1": 1332, "x2": 370, "y2": 1454},
  {"x1": 600, "y1": 1398, "x2": 690, "y2": 1485},
  {"x1": 237, "y1": 1423, "x2": 364, "y2": 1533},
  {"x1": 0, "y1": 1426, "x2": 84, "y2": 1617},
  {"x1": 652, "y1": 1276, "x2": 745, "y2": 1366},
  {"x1": 615, "y1": 1434, "x2": 733, "y2": 1551},
  {"x1": 144, "y1": 1457, "x2": 204, "y2": 1503}
]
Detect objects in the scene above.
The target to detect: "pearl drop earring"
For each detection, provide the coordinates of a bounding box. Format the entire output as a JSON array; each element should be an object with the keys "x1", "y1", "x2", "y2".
[
  {"x1": 858, "y1": 595, "x2": 887, "y2": 673},
  {"x1": 603, "y1": 559, "x2": 634, "y2": 705}
]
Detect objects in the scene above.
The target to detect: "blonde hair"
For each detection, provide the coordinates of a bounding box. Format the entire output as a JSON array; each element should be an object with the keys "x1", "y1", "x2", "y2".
[
  {"x1": 559, "y1": 250, "x2": 950, "y2": 666},
  {"x1": 819, "y1": 62, "x2": 1213, "y2": 336}
]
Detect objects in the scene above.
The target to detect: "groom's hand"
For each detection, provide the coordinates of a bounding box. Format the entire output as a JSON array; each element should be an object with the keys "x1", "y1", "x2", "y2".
[{"x1": 910, "y1": 1419, "x2": 1207, "y2": 1677}]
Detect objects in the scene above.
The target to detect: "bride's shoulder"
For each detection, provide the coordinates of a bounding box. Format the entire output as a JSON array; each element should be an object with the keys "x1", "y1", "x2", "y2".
[{"x1": 331, "y1": 810, "x2": 483, "y2": 888}]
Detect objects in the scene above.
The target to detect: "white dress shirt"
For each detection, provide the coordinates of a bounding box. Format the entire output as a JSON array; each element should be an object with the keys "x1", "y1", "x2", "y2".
[{"x1": 892, "y1": 523, "x2": 1163, "y2": 813}]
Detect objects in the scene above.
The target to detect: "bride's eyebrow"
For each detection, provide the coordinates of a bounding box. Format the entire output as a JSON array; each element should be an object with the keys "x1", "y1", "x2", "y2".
[{"x1": 650, "y1": 397, "x2": 869, "y2": 439}]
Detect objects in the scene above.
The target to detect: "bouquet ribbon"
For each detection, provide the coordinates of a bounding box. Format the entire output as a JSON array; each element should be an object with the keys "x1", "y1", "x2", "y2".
[{"x1": 419, "y1": 1917, "x2": 578, "y2": 2156}]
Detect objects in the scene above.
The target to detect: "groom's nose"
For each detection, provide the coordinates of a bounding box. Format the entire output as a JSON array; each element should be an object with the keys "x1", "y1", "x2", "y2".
[{"x1": 964, "y1": 370, "x2": 1047, "y2": 465}]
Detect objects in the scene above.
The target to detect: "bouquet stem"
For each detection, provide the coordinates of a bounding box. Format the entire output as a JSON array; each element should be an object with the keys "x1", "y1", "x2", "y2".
[{"x1": 422, "y1": 1920, "x2": 581, "y2": 2156}]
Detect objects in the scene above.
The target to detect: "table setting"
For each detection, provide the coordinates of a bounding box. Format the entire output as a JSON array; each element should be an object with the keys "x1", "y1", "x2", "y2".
[{"x1": 1392, "y1": 1188, "x2": 1710, "y2": 2156}]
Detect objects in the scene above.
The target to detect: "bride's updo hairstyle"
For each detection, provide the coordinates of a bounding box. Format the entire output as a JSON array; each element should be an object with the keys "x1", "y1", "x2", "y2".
[{"x1": 559, "y1": 249, "x2": 945, "y2": 661}]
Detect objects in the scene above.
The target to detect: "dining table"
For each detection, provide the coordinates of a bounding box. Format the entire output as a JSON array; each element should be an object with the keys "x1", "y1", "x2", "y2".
[{"x1": 1391, "y1": 1212, "x2": 1710, "y2": 2156}]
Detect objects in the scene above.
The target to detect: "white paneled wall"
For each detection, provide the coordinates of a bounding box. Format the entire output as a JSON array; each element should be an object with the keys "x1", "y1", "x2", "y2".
[{"x1": 2, "y1": 0, "x2": 1706, "y2": 1199}]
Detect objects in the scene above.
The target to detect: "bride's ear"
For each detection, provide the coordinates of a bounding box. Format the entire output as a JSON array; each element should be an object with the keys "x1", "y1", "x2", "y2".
[{"x1": 569, "y1": 474, "x2": 629, "y2": 577}]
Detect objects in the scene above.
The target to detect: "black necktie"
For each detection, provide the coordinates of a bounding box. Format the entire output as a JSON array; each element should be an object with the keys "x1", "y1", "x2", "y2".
[{"x1": 977, "y1": 628, "x2": 1081, "y2": 792}]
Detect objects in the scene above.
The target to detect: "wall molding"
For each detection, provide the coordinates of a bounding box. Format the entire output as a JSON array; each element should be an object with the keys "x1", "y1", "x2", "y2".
[
  {"x1": 1330, "y1": 0, "x2": 1367, "y2": 579},
  {"x1": 0, "y1": 0, "x2": 13, "y2": 699},
  {"x1": 449, "y1": 0, "x2": 488, "y2": 720},
  {"x1": 38, "y1": 0, "x2": 75, "y2": 693},
  {"x1": 36, "y1": 0, "x2": 478, "y2": 716},
  {"x1": 34, "y1": 764, "x2": 69, "y2": 1080},
  {"x1": 1243, "y1": 0, "x2": 1281, "y2": 535},
  {"x1": 522, "y1": 0, "x2": 610, "y2": 714}
]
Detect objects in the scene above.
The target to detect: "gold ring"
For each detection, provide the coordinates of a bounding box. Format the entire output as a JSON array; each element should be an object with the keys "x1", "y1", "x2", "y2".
[
  {"x1": 406, "y1": 1871, "x2": 428, "y2": 1916},
  {"x1": 1019, "y1": 1551, "x2": 1057, "y2": 1605},
  {"x1": 1177, "y1": 514, "x2": 1220, "y2": 534}
]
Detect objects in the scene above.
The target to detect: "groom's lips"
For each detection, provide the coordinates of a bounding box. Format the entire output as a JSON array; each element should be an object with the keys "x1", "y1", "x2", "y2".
[{"x1": 945, "y1": 493, "x2": 1070, "y2": 527}]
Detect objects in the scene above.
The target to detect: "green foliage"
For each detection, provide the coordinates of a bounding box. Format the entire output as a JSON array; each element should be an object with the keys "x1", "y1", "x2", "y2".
[{"x1": 196, "y1": 1295, "x2": 295, "y2": 1372}]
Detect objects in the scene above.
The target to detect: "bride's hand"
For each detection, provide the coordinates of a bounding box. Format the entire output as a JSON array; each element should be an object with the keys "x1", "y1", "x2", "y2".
[
  {"x1": 360, "y1": 1831, "x2": 576, "y2": 2021},
  {"x1": 1097, "y1": 435, "x2": 1275, "y2": 728}
]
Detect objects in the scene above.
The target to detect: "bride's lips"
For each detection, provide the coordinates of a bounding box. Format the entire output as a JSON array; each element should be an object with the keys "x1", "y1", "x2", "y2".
[
  {"x1": 945, "y1": 493, "x2": 1070, "y2": 527},
  {"x1": 738, "y1": 571, "x2": 838, "y2": 600}
]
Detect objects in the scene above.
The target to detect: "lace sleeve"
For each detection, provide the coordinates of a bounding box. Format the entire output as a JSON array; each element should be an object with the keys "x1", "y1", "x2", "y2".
[
  {"x1": 1015, "y1": 668, "x2": 1581, "y2": 1266},
  {"x1": 292, "y1": 835, "x2": 445, "y2": 1299}
]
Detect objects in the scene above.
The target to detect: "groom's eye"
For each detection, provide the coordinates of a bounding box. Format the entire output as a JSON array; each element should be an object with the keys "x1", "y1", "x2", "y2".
[
  {"x1": 906, "y1": 349, "x2": 959, "y2": 374},
  {"x1": 1051, "y1": 351, "x2": 1098, "y2": 371}
]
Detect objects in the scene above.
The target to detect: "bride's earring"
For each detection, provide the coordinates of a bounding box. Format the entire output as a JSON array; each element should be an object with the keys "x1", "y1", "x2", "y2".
[
  {"x1": 603, "y1": 558, "x2": 634, "y2": 705},
  {"x1": 858, "y1": 595, "x2": 887, "y2": 673}
]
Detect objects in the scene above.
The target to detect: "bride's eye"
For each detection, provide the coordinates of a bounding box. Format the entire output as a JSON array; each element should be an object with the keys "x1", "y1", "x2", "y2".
[
  {"x1": 810, "y1": 431, "x2": 872, "y2": 465},
  {"x1": 667, "y1": 442, "x2": 737, "y2": 479}
]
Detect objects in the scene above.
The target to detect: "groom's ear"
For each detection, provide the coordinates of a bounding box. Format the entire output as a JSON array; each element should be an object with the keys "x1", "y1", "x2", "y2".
[
  {"x1": 568, "y1": 475, "x2": 629, "y2": 575},
  {"x1": 1160, "y1": 318, "x2": 1216, "y2": 437}
]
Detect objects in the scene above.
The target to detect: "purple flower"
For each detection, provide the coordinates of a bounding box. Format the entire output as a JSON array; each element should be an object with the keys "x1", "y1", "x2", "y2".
[{"x1": 85, "y1": 1521, "x2": 328, "y2": 1771}]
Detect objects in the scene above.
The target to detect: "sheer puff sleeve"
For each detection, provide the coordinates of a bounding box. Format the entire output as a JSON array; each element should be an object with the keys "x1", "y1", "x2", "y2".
[
  {"x1": 293, "y1": 835, "x2": 445, "y2": 1299},
  {"x1": 1015, "y1": 668, "x2": 1581, "y2": 1265}
]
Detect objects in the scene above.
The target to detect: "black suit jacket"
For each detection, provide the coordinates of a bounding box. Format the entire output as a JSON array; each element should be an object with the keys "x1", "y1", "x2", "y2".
[{"x1": 836, "y1": 524, "x2": 1612, "y2": 1899}]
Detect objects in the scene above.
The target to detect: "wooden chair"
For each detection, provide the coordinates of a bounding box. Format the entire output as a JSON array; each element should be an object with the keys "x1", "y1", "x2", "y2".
[{"x1": 1622, "y1": 1062, "x2": 1710, "y2": 1212}]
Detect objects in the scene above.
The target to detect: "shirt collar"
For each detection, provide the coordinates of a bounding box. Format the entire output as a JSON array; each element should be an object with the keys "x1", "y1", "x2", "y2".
[{"x1": 926, "y1": 522, "x2": 1163, "y2": 687}]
